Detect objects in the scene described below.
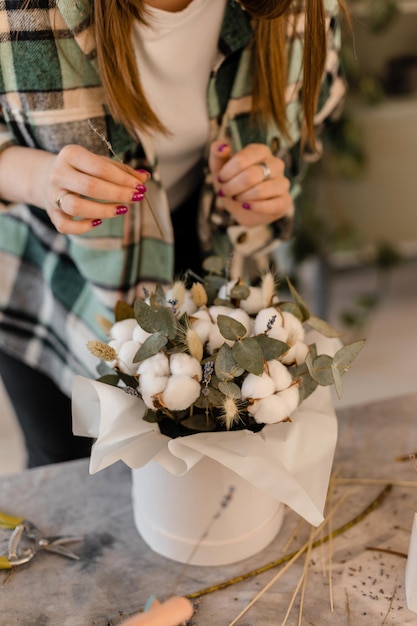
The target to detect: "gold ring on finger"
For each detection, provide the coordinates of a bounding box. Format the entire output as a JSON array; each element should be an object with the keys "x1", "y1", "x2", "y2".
[
  {"x1": 55, "y1": 191, "x2": 70, "y2": 210},
  {"x1": 258, "y1": 162, "x2": 272, "y2": 181}
]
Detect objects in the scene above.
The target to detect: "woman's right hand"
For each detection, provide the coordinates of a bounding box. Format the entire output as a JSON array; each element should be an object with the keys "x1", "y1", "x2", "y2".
[{"x1": 40, "y1": 144, "x2": 150, "y2": 234}]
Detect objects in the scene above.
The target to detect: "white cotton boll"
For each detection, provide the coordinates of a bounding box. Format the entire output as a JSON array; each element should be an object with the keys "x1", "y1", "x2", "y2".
[
  {"x1": 240, "y1": 287, "x2": 264, "y2": 315},
  {"x1": 116, "y1": 340, "x2": 142, "y2": 374},
  {"x1": 162, "y1": 375, "x2": 201, "y2": 410},
  {"x1": 107, "y1": 339, "x2": 123, "y2": 369},
  {"x1": 110, "y1": 318, "x2": 138, "y2": 342},
  {"x1": 281, "y1": 341, "x2": 309, "y2": 366},
  {"x1": 132, "y1": 324, "x2": 152, "y2": 344},
  {"x1": 169, "y1": 352, "x2": 202, "y2": 380},
  {"x1": 165, "y1": 284, "x2": 197, "y2": 317},
  {"x1": 277, "y1": 385, "x2": 300, "y2": 414},
  {"x1": 217, "y1": 280, "x2": 236, "y2": 301},
  {"x1": 137, "y1": 351, "x2": 170, "y2": 377},
  {"x1": 266, "y1": 359, "x2": 293, "y2": 392},
  {"x1": 139, "y1": 372, "x2": 168, "y2": 397},
  {"x1": 241, "y1": 371, "x2": 276, "y2": 399},
  {"x1": 190, "y1": 309, "x2": 212, "y2": 344},
  {"x1": 282, "y1": 311, "x2": 305, "y2": 344},
  {"x1": 254, "y1": 307, "x2": 287, "y2": 341},
  {"x1": 206, "y1": 323, "x2": 226, "y2": 354},
  {"x1": 248, "y1": 394, "x2": 291, "y2": 424}
]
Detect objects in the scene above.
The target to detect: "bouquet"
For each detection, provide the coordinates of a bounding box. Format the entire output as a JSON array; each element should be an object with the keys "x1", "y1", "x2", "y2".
[{"x1": 86, "y1": 256, "x2": 365, "y2": 437}]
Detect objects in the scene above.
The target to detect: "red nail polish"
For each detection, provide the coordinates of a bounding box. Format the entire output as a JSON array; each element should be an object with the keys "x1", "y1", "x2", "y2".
[
  {"x1": 218, "y1": 143, "x2": 229, "y2": 152},
  {"x1": 132, "y1": 191, "x2": 145, "y2": 202},
  {"x1": 242, "y1": 202, "x2": 251, "y2": 210},
  {"x1": 217, "y1": 189, "x2": 225, "y2": 197},
  {"x1": 116, "y1": 205, "x2": 128, "y2": 215},
  {"x1": 135, "y1": 184, "x2": 147, "y2": 193},
  {"x1": 135, "y1": 168, "x2": 151, "y2": 180},
  {"x1": 217, "y1": 175, "x2": 224, "y2": 183},
  {"x1": 92, "y1": 219, "x2": 102, "y2": 227}
]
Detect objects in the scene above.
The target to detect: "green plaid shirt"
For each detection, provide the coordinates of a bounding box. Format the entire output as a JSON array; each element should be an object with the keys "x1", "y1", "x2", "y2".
[{"x1": 0, "y1": 0, "x2": 345, "y2": 395}]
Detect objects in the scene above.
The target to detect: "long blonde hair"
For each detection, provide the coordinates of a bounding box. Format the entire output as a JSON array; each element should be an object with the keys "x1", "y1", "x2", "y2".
[{"x1": 93, "y1": 0, "x2": 346, "y2": 146}]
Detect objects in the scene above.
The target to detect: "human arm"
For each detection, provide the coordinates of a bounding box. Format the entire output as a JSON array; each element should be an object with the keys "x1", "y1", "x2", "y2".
[{"x1": 0, "y1": 144, "x2": 149, "y2": 234}]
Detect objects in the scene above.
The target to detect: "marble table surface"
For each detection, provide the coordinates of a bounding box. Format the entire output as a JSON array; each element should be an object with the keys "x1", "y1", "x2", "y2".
[{"x1": 1, "y1": 392, "x2": 417, "y2": 625}]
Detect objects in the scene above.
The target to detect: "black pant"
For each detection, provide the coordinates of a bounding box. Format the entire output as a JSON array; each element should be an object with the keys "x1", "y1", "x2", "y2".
[{"x1": 0, "y1": 350, "x2": 92, "y2": 468}]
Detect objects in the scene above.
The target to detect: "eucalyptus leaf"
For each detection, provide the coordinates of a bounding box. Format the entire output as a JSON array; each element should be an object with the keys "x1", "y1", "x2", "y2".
[
  {"x1": 310, "y1": 354, "x2": 334, "y2": 386},
  {"x1": 133, "y1": 331, "x2": 167, "y2": 363},
  {"x1": 117, "y1": 372, "x2": 139, "y2": 388},
  {"x1": 230, "y1": 283, "x2": 250, "y2": 301},
  {"x1": 255, "y1": 334, "x2": 289, "y2": 360},
  {"x1": 97, "y1": 374, "x2": 120, "y2": 386},
  {"x1": 289, "y1": 363, "x2": 318, "y2": 403},
  {"x1": 215, "y1": 344, "x2": 238, "y2": 381},
  {"x1": 331, "y1": 362, "x2": 343, "y2": 399},
  {"x1": 333, "y1": 339, "x2": 366, "y2": 371},
  {"x1": 232, "y1": 337, "x2": 264, "y2": 376},
  {"x1": 217, "y1": 314, "x2": 247, "y2": 341},
  {"x1": 150, "y1": 283, "x2": 167, "y2": 308},
  {"x1": 307, "y1": 314, "x2": 341, "y2": 338},
  {"x1": 218, "y1": 381, "x2": 241, "y2": 399},
  {"x1": 202, "y1": 255, "x2": 226, "y2": 275},
  {"x1": 143, "y1": 409, "x2": 159, "y2": 423},
  {"x1": 134, "y1": 299, "x2": 161, "y2": 333},
  {"x1": 286, "y1": 277, "x2": 310, "y2": 321},
  {"x1": 159, "y1": 306, "x2": 177, "y2": 341},
  {"x1": 97, "y1": 361, "x2": 117, "y2": 377},
  {"x1": 279, "y1": 301, "x2": 303, "y2": 321},
  {"x1": 115, "y1": 300, "x2": 135, "y2": 322},
  {"x1": 180, "y1": 413, "x2": 218, "y2": 432}
]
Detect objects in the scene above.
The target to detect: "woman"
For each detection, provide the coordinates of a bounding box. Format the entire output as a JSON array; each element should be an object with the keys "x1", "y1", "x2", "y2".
[{"x1": 0, "y1": 0, "x2": 346, "y2": 467}]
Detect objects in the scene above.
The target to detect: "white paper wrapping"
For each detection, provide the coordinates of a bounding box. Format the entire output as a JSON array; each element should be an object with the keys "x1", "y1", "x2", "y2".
[{"x1": 72, "y1": 377, "x2": 337, "y2": 527}]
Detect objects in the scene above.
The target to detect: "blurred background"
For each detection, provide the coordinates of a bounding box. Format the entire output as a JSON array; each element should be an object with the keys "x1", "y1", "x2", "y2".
[{"x1": 1, "y1": 0, "x2": 417, "y2": 475}]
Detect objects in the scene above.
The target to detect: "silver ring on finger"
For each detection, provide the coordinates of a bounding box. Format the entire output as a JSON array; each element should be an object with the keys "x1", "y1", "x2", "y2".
[
  {"x1": 258, "y1": 161, "x2": 272, "y2": 181},
  {"x1": 55, "y1": 191, "x2": 70, "y2": 210}
]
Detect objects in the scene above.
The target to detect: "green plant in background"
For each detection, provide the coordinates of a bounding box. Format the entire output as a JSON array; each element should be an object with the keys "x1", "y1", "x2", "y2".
[{"x1": 288, "y1": 0, "x2": 403, "y2": 329}]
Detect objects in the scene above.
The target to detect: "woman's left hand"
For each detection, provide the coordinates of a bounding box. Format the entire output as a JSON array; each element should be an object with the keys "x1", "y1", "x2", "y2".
[{"x1": 208, "y1": 141, "x2": 293, "y2": 228}]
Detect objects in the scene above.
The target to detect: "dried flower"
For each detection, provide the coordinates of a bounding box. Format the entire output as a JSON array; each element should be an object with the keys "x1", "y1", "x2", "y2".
[{"x1": 87, "y1": 340, "x2": 118, "y2": 362}]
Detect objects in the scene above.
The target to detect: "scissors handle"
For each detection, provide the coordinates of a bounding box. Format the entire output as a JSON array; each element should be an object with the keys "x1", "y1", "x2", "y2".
[
  {"x1": 0, "y1": 512, "x2": 24, "y2": 530},
  {"x1": 0, "y1": 556, "x2": 12, "y2": 570}
]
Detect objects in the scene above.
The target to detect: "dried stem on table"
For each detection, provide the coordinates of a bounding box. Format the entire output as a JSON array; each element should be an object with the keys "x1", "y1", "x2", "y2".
[{"x1": 228, "y1": 492, "x2": 350, "y2": 626}]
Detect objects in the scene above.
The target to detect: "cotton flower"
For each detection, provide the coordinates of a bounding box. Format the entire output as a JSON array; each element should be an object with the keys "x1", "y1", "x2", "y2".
[
  {"x1": 165, "y1": 282, "x2": 197, "y2": 316},
  {"x1": 277, "y1": 384, "x2": 300, "y2": 414},
  {"x1": 169, "y1": 352, "x2": 202, "y2": 380},
  {"x1": 137, "y1": 352, "x2": 170, "y2": 377},
  {"x1": 139, "y1": 374, "x2": 169, "y2": 409},
  {"x1": 110, "y1": 318, "x2": 138, "y2": 342},
  {"x1": 189, "y1": 308, "x2": 212, "y2": 344},
  {"x1": 282, "y1": 311, "x2": 305, "y2": 344},
  {"x1": 254, "y1": 307, "x2": 287, "y2": 341},
  {"x1": 116, "y1": 340, "x2": 142, "y2": 374},
  {"x1": 248, "y1": 394, "x2": 292, "y2": 424},
  {"x1": 241, "y1": 371, "x2": 276, "y2": 399},
  {"x1": 132, "y1": 323, "x2": 152, "y2": 344},
  {"x1": 281, "y1": 341, "x2": 309, "y2": 366},
  {"x1": 266, "y1": 359, "x2": 293, "y2": 391},
  {"x1": 161, "y1": 375, "x2": 201, "y2": 410}
]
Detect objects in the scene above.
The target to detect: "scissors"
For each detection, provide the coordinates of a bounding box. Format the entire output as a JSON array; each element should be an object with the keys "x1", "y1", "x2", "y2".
[{"x1": 0, "y1": 511, "x2": 82, "y2": 569}]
